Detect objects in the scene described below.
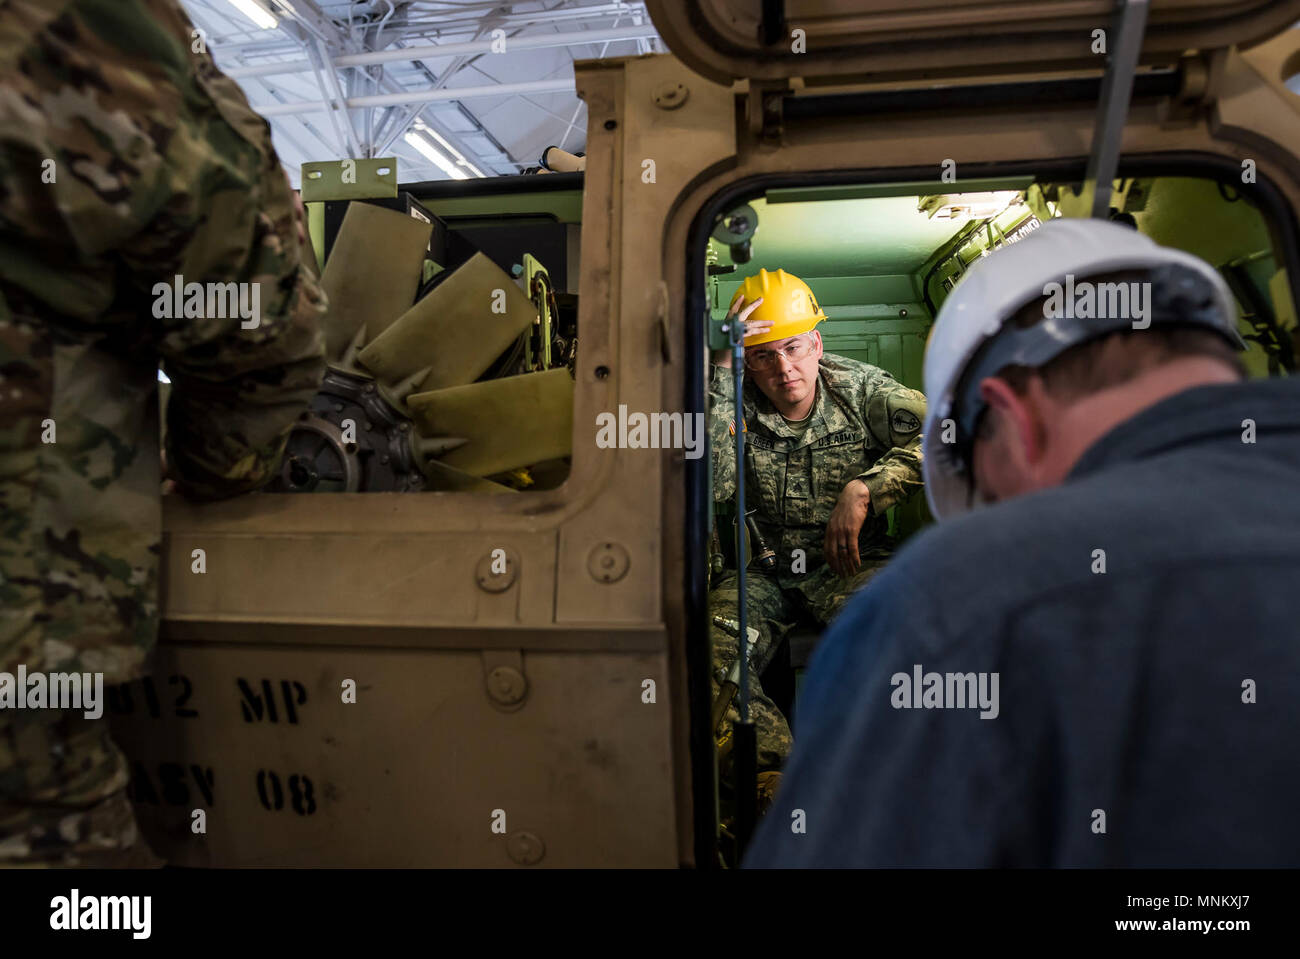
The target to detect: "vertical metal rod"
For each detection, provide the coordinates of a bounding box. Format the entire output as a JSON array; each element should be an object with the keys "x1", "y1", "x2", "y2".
[
  {"x1": 1083, "y1": 0, "x2": 1150, "y2": 218},
  {"x1": 728, "y1": 311, "x2": 758, "y2": 858},
  {"x1": 730, "y1": 326, "x2": 749, "y2": 726}
]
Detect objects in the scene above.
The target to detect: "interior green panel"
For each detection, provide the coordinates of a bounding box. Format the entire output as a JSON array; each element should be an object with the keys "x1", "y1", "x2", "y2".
[
  {"x1": 1133, "y1": 178, "x2": 1270, "y2": 264},
  {"x1": 714, "y1": 195, "x2": 969, "y2": 278}
]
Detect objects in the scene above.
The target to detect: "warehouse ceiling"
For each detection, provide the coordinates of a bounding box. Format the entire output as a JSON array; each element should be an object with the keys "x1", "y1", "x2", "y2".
[{"x1": 180, "y1": 0, "x2": 664, "y2": 184}]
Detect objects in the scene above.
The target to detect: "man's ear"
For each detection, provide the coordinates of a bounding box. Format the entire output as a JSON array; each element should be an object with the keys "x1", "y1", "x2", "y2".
[
  {"x1": 978, "y1": 376, "x2": 1047, "y2": 465},
  {"x1": 811, "y1": 330, "x2": 824, "y2": 359}
]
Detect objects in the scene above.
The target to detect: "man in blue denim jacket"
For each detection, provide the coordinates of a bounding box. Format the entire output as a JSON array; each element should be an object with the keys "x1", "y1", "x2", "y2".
[{"x1": 746, "y1": 219, "x2": 1300, "y2": 867}]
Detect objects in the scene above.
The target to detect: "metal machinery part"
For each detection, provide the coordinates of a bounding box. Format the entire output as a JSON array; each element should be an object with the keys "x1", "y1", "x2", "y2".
[
  {"x1": 540, "y1": 145, "x2": 586, "y2": 173},
  {"x1": 711, "y1": 202, "x2": 758, "y2": 265},
  {"x1": 522, "y1": 252, "x2": 577, "y2": 373},
  {"x1": 270, "y1": 366, "x2": 425, "y2": 493},
  {"x1": 274, "y1": 199, "x2": 575, "y2": 494}
]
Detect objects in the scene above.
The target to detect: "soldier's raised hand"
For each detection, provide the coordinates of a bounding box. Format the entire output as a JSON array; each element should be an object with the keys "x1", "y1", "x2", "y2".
[{"x1": 712, "y1": 295, "x2": 770, "y2": 367}]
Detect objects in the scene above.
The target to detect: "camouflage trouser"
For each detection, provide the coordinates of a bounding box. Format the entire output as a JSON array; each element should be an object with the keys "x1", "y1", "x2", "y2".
[
  {"x1": 0, "y1": 707, "x2": 160, "y2": 867},
  {"x1": 710, "y1": 553, "x2": 893, "y2": 775},
  {"x1": 798, "y1": 549, "x2": 895, "y2": 624}
]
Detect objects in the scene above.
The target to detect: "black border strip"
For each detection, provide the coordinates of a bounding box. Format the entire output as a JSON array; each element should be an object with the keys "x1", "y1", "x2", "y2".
[
  {"x1": 783, "y1": 70, "x2": 1181, "y2": 121},
  {"x1": 402, "y1": 170, "x2": 583, "y2": 200}
]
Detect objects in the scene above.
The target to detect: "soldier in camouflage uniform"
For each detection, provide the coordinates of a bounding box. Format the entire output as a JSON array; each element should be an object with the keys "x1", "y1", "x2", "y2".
[
  {"x1": 0, "y1": 0, "x2": 327, "y2": 865},
  {"x1": 710, "y1": 270, "x2": 925, "y2": 779}
]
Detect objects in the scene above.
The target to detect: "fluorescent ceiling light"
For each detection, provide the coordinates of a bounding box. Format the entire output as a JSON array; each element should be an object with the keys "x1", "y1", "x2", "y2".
[
  {"x1": 404, "y1": 131, "x2": 468, "y2": 180},
  {"x1": 920, "y1": 191, "x2": 1021, "y2": 221},
  {"x1": 227, "y1": 0, "x2": 278, "y2": 30},
  {"x1": 413, "y1": 121, "x2": 485, "y2": 179}
]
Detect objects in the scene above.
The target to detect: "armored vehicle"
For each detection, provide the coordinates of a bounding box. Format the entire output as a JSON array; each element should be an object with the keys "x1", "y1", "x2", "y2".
[{"x1": 112, "y1": 0, "x2": 1300, "y2": 867}]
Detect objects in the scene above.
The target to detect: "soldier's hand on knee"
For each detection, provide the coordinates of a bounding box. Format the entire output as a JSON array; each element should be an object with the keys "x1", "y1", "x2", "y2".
[{"x1": 825, "y1": 478, "x2": 871, "y2": 576}]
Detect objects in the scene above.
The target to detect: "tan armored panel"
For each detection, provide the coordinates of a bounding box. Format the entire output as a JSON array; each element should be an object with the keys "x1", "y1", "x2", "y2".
[
  {"x1": 319, "y1": 202, "x2": 431, "y2": 359},
  {"x1": 108, "y1": 642, "x2": 677, "y2": 867}
]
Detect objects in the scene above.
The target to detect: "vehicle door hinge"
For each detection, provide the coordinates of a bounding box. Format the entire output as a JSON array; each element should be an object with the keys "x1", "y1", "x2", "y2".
[{"x1": 747, "y1": 81, "x2": 788, "y2": 140}]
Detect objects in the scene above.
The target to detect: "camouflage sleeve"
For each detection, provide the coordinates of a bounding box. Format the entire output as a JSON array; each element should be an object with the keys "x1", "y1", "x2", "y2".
[
  {"x1": 0, "y1": 1, "x2": 325, "y2": 501},
  {"x1": 134, "y1": 3, "x2": 327, "y2": 500},
  {"x1": 857, "y1": 379, "x2": 926, "y2": 515},
  {"x1": 709, "y1": 363, "x2": 738, "y2": 501}
]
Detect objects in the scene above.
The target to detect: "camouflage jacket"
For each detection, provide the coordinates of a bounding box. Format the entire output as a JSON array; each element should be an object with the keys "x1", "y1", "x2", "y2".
[
  {"x1": 709, "y1": 353, "x2": 926, "y2": 591},
  {"x1": 0, "y1": 1, "x2": 327, "y2": 683}
]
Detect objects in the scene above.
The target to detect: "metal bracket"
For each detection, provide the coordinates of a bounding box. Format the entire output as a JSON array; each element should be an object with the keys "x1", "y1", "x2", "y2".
[
  {"x1": 1082, "y1": 0, "x2": 1151, "y2": 218},
  {"x1": 300, "y1": 158, "x2": 400, "y2": 203},
  {"x1": 711, "y1": 202, "x2": 760, "y2": 273},
  {"x1": 746, "y1": 82, "x2": 786, "y2": 140}
]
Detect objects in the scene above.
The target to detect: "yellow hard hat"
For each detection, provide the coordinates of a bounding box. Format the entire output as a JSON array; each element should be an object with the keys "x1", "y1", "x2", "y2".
[{"x1": 729, "y1": 268, "x2": 827, "y2": 347}]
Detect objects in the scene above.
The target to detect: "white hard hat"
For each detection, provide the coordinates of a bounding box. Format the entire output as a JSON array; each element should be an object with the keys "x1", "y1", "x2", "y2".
[{"x1": 922, "y1": 218, "x2": 1242, "y2": 520}]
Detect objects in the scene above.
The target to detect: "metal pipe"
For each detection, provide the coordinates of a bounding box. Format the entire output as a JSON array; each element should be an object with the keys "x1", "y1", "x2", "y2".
[
  {"x1": 256, "y1": 77, "x2": 575, "y2": 117},
  {"x1": 309, "y1": 38, "x2": 364, "y2": 158},
  {"x1": 398, "y1": 1, "x2": 644, "y2": 21},
  {"x1": 1084, "y1": 0, "x2": 1151, "y2": 218},
  {"x1": 223, "y1": 24, "x2": 660, "y2": 79},
  {"x1": 728, "y1": 307, "x2": 759, "y2": 856},
  {"x1": 373, "y1": 0, "x2": 397, "y2": 37},
  {"x1": 394, "y1": 4, "x2": 648, "y2": 33},
  {"x1": 209, "y1": 39, "x2": 301, "y2": 56},
  {"x1": 371, "y1": 30, "x2": 483, "y2": 156},
  {"x1": 730, "y1": 336, "x2": 749, "y2": 728}
]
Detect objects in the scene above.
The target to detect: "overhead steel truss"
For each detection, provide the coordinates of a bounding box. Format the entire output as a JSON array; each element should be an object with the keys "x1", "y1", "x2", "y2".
[{"x1": 181, "y1": 0, "x2": 663, "y2": 180}]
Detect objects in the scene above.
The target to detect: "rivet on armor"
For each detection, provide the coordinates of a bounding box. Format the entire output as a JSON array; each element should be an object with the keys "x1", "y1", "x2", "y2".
[
  {"x1": 653, "y1": 81, "x2": 689, "y2": 110},
  {"x1": 506, "y1": 830, "x2": 545, "y2": 865},
  {"x1": 476, "y1": 549, "x2": 518, "y2": 592},
  {"x1": 587, "y1": 541, "x2": 630, "y2": 584}
]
